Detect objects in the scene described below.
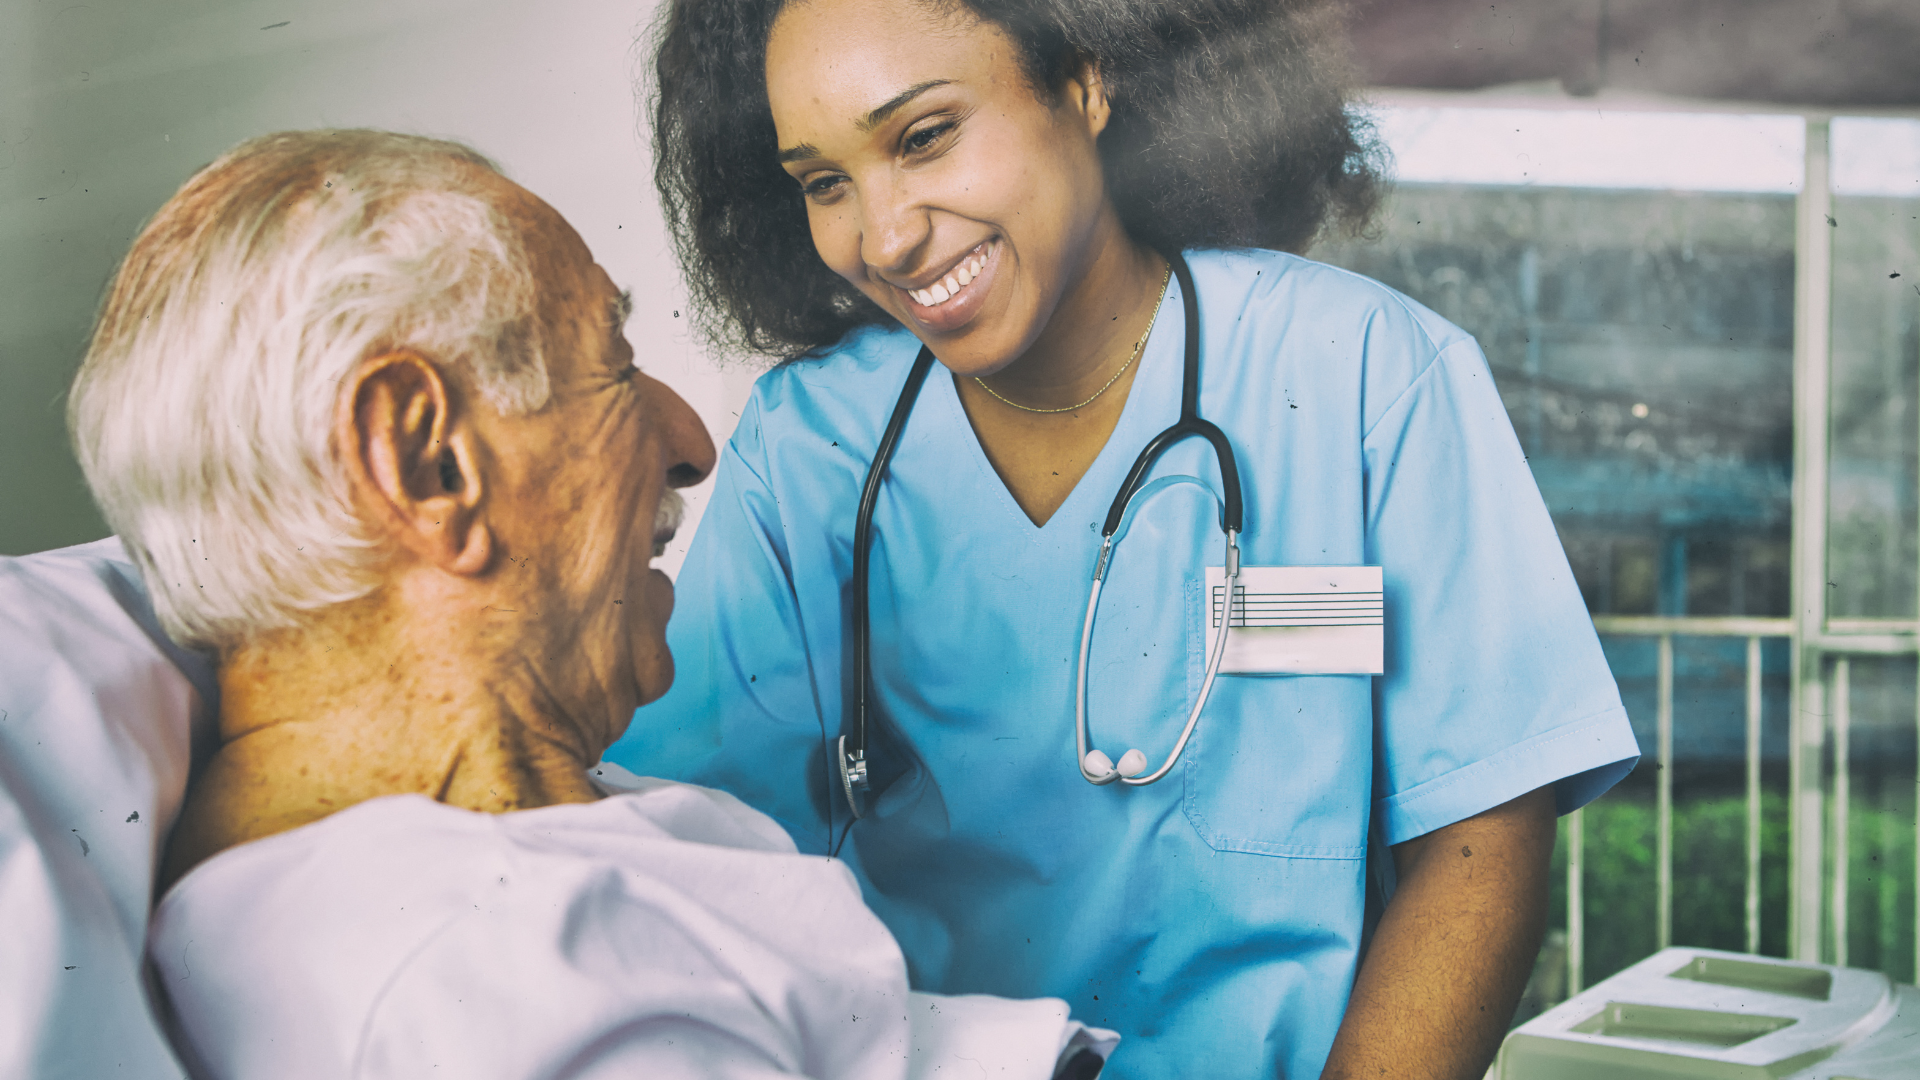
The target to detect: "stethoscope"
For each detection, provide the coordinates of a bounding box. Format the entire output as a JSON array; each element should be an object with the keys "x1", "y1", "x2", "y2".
[{"x1": 836, "y1": 250, "x2": 1244, "y2": 824}]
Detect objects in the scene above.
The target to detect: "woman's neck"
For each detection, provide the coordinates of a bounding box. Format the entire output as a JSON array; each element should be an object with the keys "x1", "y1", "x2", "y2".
[
  {"x1": 952, "y1": 225, "x2": 1174, "y2": 526},
  {"x1": 979, "y1": 224, "x2": 1168, "y2": 412}
]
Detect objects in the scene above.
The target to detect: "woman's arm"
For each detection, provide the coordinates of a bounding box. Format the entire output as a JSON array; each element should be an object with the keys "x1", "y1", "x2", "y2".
[{"x1": 1318, "y1": 785, "x2": 1556, "y2": 1080}]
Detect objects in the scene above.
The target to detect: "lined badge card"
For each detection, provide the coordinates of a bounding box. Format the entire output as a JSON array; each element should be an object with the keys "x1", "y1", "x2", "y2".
[{"x1": 1203, "y1": 565, "x2": 1384, "y2": 675}]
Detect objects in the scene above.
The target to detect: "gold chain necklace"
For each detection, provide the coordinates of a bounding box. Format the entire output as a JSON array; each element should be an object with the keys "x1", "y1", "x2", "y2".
[{"x1": 974, "y1": 260, "x2": 1172, "y2": 414}]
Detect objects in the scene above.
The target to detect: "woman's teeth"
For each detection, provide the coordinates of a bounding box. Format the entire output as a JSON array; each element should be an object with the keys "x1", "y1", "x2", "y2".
[{"x1": 910, "y1": 249, "x2": 986, "y2": 308}]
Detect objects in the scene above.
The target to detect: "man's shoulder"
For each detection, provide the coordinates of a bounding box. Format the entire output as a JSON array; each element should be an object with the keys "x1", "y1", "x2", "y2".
[
  {"x1": 149, "y1": 790, "x2": 839, "y2": 1074},
  {"x1": 587, "y1": 766, "x2": 802, "y2": 853},
  {"x1": 151, "y1": 796, "x2": 520, "y2": 961},
  {"x1": 149, "y1": 797, "x2": 512, "y2": 1075},
  {"x1": 153, "y1": 789, "x2": 907, "y2": 1079},
  {"x1": 157, "y1": 787, "x2": 798, "y2": 928}
]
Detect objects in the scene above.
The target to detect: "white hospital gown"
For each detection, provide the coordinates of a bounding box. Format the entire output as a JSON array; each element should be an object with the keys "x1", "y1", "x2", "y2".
[{"x1": 148, "y1": 771, "x2": 1110, "y2": 1080}]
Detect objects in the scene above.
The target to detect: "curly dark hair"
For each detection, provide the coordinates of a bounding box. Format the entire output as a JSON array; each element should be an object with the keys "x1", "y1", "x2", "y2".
[{"x1": 651, "y1": 0, "x2": 1384, "y2": 360}]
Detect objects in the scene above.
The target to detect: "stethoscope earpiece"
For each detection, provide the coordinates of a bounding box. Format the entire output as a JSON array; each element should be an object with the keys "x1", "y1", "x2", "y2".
[
  {"x1": 1082, "y1": 749, "x2": 1117, "y2": 784},
  {"x1": 1084, "y1": 747, "x2": 1151, "y2": 784}
]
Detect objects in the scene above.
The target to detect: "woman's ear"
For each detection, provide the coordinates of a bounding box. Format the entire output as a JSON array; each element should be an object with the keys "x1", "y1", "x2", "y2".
[
  {"x1": 340, "y1": 353, "x2": 493, "y2": 576},
  {"x1": 1063, "y1": 51, "x2": 1112, "y2": 139}
]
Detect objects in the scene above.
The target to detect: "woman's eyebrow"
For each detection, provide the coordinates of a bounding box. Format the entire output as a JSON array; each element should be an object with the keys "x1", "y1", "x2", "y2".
[
  {"x1": 775, "y1": 79, "x2": 955, "y2": 163},
  {"x1": 777, "y1": 142, "x2": 822, "y2": 165},
  {"x1": 857, "y1": 79, "x2": 952, "y2": 132}
]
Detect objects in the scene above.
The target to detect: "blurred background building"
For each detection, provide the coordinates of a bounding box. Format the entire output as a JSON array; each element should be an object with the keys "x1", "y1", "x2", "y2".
[
  {"x1": 3, "y1": 0, "x2": 1919, "y2": 1030},
  {"x1": 1322, "y1": 0, "x2": 1920, "y2": 1021}
]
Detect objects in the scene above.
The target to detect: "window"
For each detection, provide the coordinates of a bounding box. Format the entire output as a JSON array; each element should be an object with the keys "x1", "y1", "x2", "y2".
[{"x1": 1318, "y1": 100, "x2": 1920, "y2": 1007}]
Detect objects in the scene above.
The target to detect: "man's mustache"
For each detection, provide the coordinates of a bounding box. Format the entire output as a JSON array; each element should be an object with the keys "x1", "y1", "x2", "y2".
[{"x1": 654, "y1": 488, "x2": 686, "y2": 544}]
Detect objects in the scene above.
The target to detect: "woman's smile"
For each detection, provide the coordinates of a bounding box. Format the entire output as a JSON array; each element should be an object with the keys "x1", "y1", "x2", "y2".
[
  {"x1": 765, "y1": 0, "x2": 1139, "y2": 381},
  {"x1": 895, "y1": 238, "x2": 998, "y2": 333}
]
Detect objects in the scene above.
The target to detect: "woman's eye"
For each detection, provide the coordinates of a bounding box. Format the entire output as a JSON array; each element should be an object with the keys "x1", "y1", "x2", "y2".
[
  {"x1": 903, "y1": 121, "x2": 954, "y2": 155},
  {"x1": 802, "y1": 175, "x2": 846, "y2": 200}
]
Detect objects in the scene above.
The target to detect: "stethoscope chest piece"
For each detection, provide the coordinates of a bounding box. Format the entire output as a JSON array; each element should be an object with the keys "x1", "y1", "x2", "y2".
[{"x1": 837, "y1": 735, "x2": 868, "y2": 820}]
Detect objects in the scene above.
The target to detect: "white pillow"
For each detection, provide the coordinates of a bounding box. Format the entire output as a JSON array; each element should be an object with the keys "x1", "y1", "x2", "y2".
[{"x1": 0, "y1": 537, "x2": 216, "y2": 1079}]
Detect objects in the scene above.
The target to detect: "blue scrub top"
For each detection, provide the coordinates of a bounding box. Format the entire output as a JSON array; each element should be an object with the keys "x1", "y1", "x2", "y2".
[{"x1": 608, "y1": 249, "x2": 1638, "y2": 1079}]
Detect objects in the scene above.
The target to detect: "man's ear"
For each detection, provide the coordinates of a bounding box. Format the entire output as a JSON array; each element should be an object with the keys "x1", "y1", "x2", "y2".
[{"x1": 340, "y1": 352, "x2": 492, "y2": 576}]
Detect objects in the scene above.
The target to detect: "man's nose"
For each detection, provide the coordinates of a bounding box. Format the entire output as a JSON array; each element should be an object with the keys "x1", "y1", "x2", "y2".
[{"x1": 651, "y1": 376, "x2": 716, "y2": 489}]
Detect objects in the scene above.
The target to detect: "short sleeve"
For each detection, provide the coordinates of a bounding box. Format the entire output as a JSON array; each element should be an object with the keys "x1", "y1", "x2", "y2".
[
  {"x1": 1365, "y1": 338, "x2": 1638, "y2": 845},
  {"x1": 604, "y1": 396, "x2": 839, "y2": 854}
]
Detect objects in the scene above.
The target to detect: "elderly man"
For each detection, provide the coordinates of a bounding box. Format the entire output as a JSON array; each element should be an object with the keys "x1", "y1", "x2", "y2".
[{"x1": 69, "y1": 130, "x2": 1110, "y2": 1080}]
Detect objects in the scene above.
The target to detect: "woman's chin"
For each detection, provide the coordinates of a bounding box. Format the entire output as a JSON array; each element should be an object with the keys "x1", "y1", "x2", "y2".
[{"x1": 902, "y1": 305, "x2": 1045, "y2": 381}]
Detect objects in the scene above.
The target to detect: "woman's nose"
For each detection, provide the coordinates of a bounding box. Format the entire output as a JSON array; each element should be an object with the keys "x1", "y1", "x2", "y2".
[{"x1": 858, "y1": 177, "x2": 930, "y2": 276}]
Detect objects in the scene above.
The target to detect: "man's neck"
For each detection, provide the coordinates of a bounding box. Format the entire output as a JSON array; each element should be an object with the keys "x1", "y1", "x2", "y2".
[{"x1": 158, "y1": 599, "x2": 603, "y2": 894}]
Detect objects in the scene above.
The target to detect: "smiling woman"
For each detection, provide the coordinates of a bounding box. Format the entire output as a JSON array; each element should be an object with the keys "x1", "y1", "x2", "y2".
[
  {"x1": 655, "y1": 0, "x2": 1381, "y2": 361},
  {"x1": 612, "y1": 2, "x2": 1641, "y2": 1079}
]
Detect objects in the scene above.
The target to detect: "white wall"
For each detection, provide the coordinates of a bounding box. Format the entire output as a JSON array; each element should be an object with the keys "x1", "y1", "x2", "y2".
[{"x1": 0, "y1": 0, "x2": 755, "y2": 572}]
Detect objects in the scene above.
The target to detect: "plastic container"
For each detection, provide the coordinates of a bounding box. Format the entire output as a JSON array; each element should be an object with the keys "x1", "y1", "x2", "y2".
[{"x1": 1496, "y1": 947, "x2": 1920, "y2": 1079}]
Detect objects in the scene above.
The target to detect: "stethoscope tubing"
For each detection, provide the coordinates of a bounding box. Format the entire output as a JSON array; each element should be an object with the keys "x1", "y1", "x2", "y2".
[
  {"x1": 1075, "y1": 528, "x2": 1241, "y2": 785},
  {"x1": 1101, "y1": 250, "x2": 1243, "y2": 537},
  {"x1": 839, "y1": 249, "x2": 1246, "y2": 825},
  {"x1": 841, "y1": 345, "x2": 937, "y2": 820}
]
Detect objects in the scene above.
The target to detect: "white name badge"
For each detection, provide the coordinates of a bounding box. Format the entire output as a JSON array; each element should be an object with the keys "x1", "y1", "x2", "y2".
[{"x1": 1203, "y1": 565, "x2": 1384, "y2": 675}]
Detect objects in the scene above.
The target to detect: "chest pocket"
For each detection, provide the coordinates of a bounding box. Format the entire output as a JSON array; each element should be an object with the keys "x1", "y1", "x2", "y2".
[{"x1": 1179, "y1": 575, "x2": 1374, "y2": 860}]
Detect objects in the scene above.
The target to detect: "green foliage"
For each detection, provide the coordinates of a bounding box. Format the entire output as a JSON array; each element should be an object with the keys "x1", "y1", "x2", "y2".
[
  {"x1": 1842, "y1": 792, "x2": 1917, "y2": 981},
  {"x1": 1547, "y1": 788, "x2": 1915, "y2": 989}
]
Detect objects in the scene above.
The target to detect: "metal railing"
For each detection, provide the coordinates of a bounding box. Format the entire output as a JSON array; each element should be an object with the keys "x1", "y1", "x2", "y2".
[
  {"x1": 1784, "y1": 117, "x2": 1919, "y2": 981},
  {"x1": 1810, "y1": 643, "x2": 1920, "y2": 974},
  {"x1": 1575, "y1": 615, "x2": 1792, "y2": 993},
  {"x1": 1576, "y1": 613, "x2": 1920, "y2": 992}
]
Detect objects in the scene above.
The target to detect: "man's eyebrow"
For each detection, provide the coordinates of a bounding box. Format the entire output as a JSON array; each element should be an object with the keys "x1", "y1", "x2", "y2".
[
  {"x1": 774, "y1": 79, "x2": 955, "y2": 164},
  {"x1": 609, "y1": 289, "x2": 634, "y2": 333},
  {"x1": 609, "y1": 289, "x2": 637, "y2": 369}
]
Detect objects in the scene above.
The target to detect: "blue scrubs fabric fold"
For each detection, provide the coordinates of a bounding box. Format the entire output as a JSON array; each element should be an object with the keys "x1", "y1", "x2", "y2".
[{"x1": 607, "y1": 249, "x2": 1638, "y2": 1080}]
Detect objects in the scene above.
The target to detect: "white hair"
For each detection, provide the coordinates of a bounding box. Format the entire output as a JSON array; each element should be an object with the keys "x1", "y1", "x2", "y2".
[{"x1": 69, "y1": 130, "x2": 554, "y2": 650}]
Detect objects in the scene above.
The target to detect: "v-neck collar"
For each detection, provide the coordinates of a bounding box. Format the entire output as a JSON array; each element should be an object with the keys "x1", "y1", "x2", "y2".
[{"x1": 921, "y1": 272, "x2": 1190, "y2": 538}]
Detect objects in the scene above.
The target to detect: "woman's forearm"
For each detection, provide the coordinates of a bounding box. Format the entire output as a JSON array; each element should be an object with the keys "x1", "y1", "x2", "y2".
[{"x1": 1318, "y1": 785, "x2": 1557, "y2": 1080}]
